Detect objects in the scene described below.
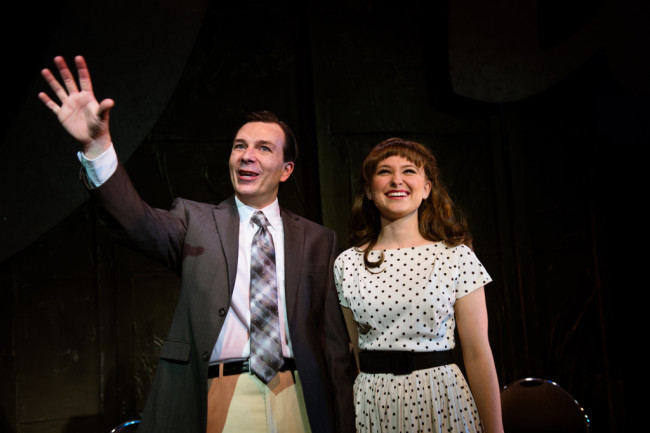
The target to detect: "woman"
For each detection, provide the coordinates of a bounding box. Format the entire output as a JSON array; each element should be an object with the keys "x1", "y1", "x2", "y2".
[{"x1": 334, "y1": 138, "x2": 503, "y2": 433}]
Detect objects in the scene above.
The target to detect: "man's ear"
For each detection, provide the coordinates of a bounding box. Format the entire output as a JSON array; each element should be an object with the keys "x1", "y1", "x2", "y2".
[{"x1": 280, "y1": 161, "x2": 294, "y2": 182}]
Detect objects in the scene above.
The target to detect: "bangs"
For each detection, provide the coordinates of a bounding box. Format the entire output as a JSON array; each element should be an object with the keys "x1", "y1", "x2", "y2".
[{"x1": 363, "y1": 138, "x2": 430, "y2": 179}]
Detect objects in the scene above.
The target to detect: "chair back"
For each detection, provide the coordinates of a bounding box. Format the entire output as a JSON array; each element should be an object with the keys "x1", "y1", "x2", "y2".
[
  {"x1": 501, "y1": 378, "x2": 590, "y2": 433},
  {"x1": 110, "y1": 420, "x2": 140, "y2": 432}
]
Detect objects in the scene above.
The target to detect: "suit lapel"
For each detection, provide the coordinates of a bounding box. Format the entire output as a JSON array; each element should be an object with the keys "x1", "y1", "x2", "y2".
[
  {"x1": 282, "y1": 209, "x2": 303, "y2": 321},
  {"x1": 212, "y1": 196, "x2": 240, "y2": 293}
]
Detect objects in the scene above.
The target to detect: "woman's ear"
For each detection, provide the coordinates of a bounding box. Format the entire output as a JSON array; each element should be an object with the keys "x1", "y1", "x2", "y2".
[
  {"x1": 365, "y1": 184, "x2": 373, "y2": 201},
  {"x1": 422, "y1": 180, "x2": 432, "y2": 200}
]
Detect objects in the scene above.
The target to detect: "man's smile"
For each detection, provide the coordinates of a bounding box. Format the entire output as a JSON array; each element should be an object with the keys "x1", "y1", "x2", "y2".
[{"x1": 238, "y1": 168, "x2": 261, "y2": 179}]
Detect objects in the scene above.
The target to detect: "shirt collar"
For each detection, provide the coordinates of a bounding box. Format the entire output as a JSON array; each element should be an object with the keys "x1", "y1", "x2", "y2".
[{"x1": 234, "y1": 196, "x2": 282, "y2": 229}]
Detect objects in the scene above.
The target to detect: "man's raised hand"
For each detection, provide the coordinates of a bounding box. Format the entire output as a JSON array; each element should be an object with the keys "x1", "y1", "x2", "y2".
[{"x1": 39, "y1": 56, "x2": 114, "y2": 159}]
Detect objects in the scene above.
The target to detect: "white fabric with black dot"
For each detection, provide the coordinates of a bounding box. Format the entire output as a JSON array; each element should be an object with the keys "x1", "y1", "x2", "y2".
[{"x1": 334, "y1": 242, "x2": 492, "y2": 433}]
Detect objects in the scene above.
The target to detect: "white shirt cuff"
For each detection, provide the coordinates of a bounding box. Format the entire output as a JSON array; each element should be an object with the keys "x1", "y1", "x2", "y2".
[{"x1": 77, "y1": 144, "x2": 118, "y2": 188}]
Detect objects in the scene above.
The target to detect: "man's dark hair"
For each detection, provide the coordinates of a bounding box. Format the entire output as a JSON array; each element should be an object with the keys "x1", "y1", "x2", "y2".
[{"x1": 242, "y1": 111, "x2": 298, "y2": 163}]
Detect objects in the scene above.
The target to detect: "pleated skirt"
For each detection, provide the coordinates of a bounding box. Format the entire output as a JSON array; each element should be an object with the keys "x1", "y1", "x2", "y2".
[{"x1": 353, "y1": 364, "x2": 483, "y2": 433}]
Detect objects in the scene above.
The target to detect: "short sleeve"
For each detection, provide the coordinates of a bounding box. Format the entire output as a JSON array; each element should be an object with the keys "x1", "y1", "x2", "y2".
[{"x1": 454, "y1": 245, "x2": 492, "y2": 299}]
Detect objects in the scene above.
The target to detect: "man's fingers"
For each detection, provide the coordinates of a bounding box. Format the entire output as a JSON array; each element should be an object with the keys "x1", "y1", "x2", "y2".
[
  {"x1": 40, "y1": 68, "x2": 69, "y2": 104},
  {"x1": 75, "y1": 56, "x2": 94, "y2": 94},
  {"x1": 37, "y1": 91, "x2": 60, "y2": 113},
  {"x1": 53, "y1": 56, "x2": 80, "y2": 95}
]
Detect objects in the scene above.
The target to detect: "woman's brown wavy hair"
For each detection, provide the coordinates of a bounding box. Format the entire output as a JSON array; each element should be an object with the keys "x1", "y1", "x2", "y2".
[{"x1": 349, "y1": 137, "x2": 472, "y2": 268}]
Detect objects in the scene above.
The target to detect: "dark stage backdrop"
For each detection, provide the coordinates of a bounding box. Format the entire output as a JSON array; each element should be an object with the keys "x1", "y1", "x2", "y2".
[{"x1": 2, "y1": 0, "x2": 647, "y2": 432}]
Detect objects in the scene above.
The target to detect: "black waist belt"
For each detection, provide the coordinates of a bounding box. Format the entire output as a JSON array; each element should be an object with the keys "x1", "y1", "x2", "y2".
[
  {"x1": 359, "y1": 350, "x2": 453, "y2": 375},
  {"x1": 208, "y1": 357, "x2": 296, "y2": 378}
]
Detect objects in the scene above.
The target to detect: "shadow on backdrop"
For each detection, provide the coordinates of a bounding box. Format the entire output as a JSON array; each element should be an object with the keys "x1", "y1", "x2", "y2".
[{"x1": 0, "y1": 0, "x2": 209, "y2": 262}]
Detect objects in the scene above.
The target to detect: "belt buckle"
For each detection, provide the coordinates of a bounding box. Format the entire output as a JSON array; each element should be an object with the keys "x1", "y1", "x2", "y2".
[{"x1": 242, "y1": 359, "x2": 250, "y2": 374}]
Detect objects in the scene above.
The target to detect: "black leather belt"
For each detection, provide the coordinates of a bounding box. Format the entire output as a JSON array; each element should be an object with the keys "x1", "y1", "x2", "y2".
[
  {"x1": 208, "y1": 357, "x2": 296, "y2": 378},
  {"x1": 359, "y1": 350, "x2": 453, "y2": 375}
]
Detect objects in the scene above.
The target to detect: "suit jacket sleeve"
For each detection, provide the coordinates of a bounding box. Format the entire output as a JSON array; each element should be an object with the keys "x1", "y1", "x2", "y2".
[{"x1": 88, "y1": 162, "x2": 187, "y2": 273}]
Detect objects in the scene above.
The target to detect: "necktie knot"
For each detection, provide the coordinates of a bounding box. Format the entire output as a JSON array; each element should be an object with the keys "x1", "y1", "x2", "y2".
[{"x1": 251, "y1": 211, "x2": 270, "y2": 229}]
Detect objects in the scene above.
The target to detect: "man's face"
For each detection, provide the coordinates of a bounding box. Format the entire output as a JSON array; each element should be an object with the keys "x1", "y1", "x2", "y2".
[{"x1": 228, "y1": 121, "x2": 294, "y2": 209}]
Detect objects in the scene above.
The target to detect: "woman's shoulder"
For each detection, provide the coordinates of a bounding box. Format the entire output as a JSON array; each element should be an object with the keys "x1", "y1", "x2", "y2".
[
  {"x1": 435, "y1": 242, "x2": 477, "y2": 262},
  {"x1": 335, "y1": 246, "x2": 363, "y2": 262},
  {"x1": 334, "y1": 247, "x2": 365, "y2": 279},
  {"x1": 438, "y1": 242, "x2": 472, "y2": 253}
]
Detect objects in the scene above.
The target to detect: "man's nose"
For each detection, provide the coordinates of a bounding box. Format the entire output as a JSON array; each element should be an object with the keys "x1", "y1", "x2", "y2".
[{"x1": 242, "y1": 146, "x2": 256, "y2": 161}]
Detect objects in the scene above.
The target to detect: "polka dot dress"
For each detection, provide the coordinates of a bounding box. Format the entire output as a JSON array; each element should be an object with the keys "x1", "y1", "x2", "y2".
[{"x1": 334, "y1": 243, "x2": 492, "y2": 433}]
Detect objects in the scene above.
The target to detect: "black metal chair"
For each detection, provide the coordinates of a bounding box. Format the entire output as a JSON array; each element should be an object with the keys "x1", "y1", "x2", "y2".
[
  {"x1": 501, "y1": 378, "x2": 590, "y2": 433},
  {"x1": 110, "y1": 420, "x2": 140, "y2": 432}
]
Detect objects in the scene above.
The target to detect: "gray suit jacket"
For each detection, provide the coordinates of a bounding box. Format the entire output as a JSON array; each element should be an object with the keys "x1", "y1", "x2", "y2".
[{"x1": 92, "y1": 163, "x2": 356, "y2": 433}]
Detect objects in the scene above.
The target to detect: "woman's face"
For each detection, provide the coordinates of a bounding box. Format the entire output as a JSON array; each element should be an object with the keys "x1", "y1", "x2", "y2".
[{"x1": 365, "y1": 155, "x2": 431, "y2": 222}]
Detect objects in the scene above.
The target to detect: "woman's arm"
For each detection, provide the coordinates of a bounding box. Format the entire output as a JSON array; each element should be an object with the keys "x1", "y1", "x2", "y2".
[
  {"x1": 341, "y1": 307, "x2": 360, "y2": 368},
  {"x1": 455, "y1": 287, "x2": 504, "y2": 433}
]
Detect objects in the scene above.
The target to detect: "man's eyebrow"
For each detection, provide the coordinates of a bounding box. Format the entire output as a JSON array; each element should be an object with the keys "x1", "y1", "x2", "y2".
[
  {"x1": 255, "y1": 140, "x2": 275, "y2": 146},
  {"x1": 233, "y1": 138, "x2": 275, "y2": 146}
]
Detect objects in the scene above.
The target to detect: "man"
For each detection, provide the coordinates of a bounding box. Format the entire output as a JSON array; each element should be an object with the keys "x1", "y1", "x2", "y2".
[{"x1": 39, "y1": 56, "x2": 356, "y2": 433}]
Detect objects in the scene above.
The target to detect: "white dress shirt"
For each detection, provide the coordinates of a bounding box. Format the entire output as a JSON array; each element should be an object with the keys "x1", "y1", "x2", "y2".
[
  {"x1": 211, "y1": 197, "x2": 293, "y2": 362},
  {"x1": 78, "y1": 145, "x2": 294, "y2": 364}
]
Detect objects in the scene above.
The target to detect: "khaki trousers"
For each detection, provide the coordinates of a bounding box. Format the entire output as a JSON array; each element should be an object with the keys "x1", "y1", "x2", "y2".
[{"x1": 206, "y1": 369, "x2": 312, "y2": 433}]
